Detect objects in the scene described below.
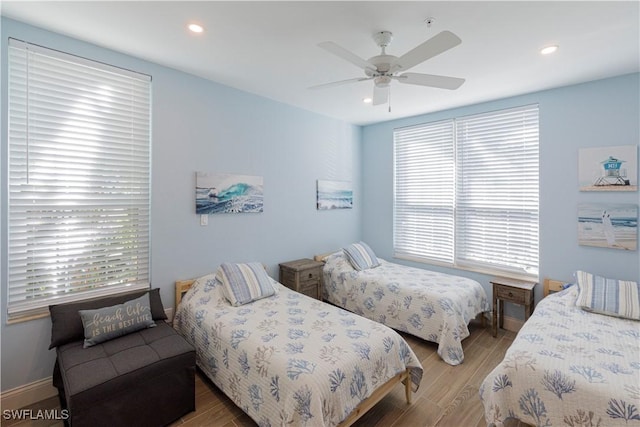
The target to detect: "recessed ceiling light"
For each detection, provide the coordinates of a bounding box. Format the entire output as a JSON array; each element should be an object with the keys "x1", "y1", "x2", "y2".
[
  {"x1": 188, "y1": 23, "x2": 204, "y2": 34},
  {"x1": 540, "y1": 45, "x2": 558, "y2": 55},
  {"x1": 363, "y1": 97, "x2": 373, "y2": 104}
]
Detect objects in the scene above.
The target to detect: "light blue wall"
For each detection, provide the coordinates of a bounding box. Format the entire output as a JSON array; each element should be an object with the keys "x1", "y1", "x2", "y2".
[
  {"x1": 0, "y1": 18, "x2": 362, "y2": 392},
  {"x1": 362, "y1": 73, "x2": 640, "y2": 310}
]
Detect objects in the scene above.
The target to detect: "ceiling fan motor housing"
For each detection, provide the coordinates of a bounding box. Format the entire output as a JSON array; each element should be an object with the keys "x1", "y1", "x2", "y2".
[
  {"x1": 365, "y1": 54, "x2": 396, "y2": 76},
  {"x1": 374, "y1": 75, "x2": 392, "y2": 88}
]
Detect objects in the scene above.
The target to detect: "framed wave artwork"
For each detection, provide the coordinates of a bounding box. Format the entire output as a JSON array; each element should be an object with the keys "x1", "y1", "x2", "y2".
[
  {"x1": 196, "y1": 172, "x2": 264, "y2": 214},
  {"x1": 317, "y1": 180, "x2": 353, "y2": 210}
]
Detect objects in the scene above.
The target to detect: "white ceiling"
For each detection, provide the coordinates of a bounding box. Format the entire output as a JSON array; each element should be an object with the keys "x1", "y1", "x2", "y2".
[{"x1": 2, "y1": 1, "x2": 639, "y2": 125}]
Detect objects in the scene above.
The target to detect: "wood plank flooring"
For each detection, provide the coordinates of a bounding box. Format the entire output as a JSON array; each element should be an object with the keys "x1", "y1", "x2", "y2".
[{"x1": 2, "y1": 322, "x2": 531, "y2": 427}]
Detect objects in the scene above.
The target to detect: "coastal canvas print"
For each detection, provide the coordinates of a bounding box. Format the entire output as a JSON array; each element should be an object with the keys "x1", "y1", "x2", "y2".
[
  {"x1": 578, "y1": 203, "x2": 637, "y2": 250},
  {"x1": 317, "y1": 180, "x2": 353, "y2": 210},
  {"x1": 196, "y1": 172, "x2": 264, "y2": 214},
  {"x1": 579, "y1": 145, "x2": 638, "y2": 191}
]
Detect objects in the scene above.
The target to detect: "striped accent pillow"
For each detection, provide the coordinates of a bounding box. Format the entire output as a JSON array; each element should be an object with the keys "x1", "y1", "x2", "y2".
[
  {"x1": 343, "y1": 241, "x2": 380, "y2": 271},
  {"x1": 217, "y1": 262, "x2": 276, "y2": 306},
  {"x1": 575, "y1": 270, "x2": 640, "y2": 320}
]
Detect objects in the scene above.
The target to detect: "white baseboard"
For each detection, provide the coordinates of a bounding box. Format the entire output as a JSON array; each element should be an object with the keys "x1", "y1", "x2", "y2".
[
  {"x1": 165, "y1": 307, "x2": 174, "y2": 322},
  {"x1": 1, "y1": 377, "x2": 58, "y2": 410},
  {"x1": 484, "y1": 311, "x2": 525, "y2": 333},
  {"x1": 502, "y1": 315, "x2": 525, "y2": 332}
]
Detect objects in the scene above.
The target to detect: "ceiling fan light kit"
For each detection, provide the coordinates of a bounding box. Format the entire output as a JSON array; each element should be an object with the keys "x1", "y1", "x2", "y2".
[{"x1": 311, "y1": 28, "x2": 466, "y2": 108}]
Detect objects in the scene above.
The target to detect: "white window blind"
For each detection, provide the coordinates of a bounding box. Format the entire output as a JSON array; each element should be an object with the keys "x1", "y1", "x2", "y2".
[
  {"x1": 455, "y1": 106, "x2": 539, "y2": 277},
  {"x1": 394, "y1": 120, "x2": 455, "y2": 264},
  {"x1": 393, "y1": 105, "x2": 539, "y2": 279},
  {"x1": 7, "y1": 39, "x2": 152, "y2": 320}
]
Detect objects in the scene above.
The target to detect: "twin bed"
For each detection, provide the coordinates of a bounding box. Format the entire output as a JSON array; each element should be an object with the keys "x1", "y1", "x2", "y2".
[
  {"x1": 480, "y1": 277, "x2": 640, "y2": 427},
  {"x1": 316, "y1": 249, "x2": 490, "y2": 366},
  {"x1": 173, "y1": 271, "x2": 423, "y2": 427}
]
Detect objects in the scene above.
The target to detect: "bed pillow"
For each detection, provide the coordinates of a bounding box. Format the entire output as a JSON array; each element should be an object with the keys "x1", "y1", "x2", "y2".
[
  {"x1": 575, "y1": 270, "x2": 640, "y2": 320},
  {"x1": 78, "y1": 293, "x2": 156, "y2": 348},
  {"x1": 217, "y1": 262, "x2": 276, "y2": 306},
  {"x1": 343, "y1": 241, "x2": 380, "y2": 271}
]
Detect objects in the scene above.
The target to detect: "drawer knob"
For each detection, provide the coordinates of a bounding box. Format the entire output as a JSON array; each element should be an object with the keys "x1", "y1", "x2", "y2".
[
  {"x1": 308, "y1": 273, "x2": 313, "y2": 278},
  {"x1": 508, "y1": 292, "x2": 513, "y2": 297}
]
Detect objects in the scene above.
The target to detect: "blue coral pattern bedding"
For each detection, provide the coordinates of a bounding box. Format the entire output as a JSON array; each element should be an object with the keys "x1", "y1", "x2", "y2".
[
  {"x1": 173, "y1": 273, "x2": 423, "y2": 427},
  {"x1": 480, "y1": 285, "x2": 640, "y2": 427},
  {"x1": 322, "y1": 252, "x2": 490, "y2": 365}
]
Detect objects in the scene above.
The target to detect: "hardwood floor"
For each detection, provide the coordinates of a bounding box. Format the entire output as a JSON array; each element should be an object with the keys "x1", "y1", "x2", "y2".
[{"x1": 2, "y1": 322, "x2": 531, "y2": 427}]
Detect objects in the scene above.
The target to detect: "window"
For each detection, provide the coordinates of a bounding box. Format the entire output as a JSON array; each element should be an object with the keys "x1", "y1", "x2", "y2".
[
  {"x1": 7, "y1": 39, "x2": 151, "y2": 321},
  {"x1": 394, "y1": 105, "x2": 539, "y2": 279}
]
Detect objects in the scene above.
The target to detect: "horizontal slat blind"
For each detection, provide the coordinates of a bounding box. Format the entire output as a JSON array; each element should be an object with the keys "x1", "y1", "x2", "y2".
[
  {"x1": 394, "y1": 120, "x2": 455, "y2": 263},
  {"x1": 8, "y1": 39, "x2": 151, "y2": 319},
  {"x1": 455, "y1": 105, "x2": 539, "y2": 277}
]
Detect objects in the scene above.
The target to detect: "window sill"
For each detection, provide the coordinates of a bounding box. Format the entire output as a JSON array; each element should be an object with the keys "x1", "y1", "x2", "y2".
[
  {"x1": 6, "y1": 283, "x2": 150, "y2": 325},
  {"x1": 393, "y1": 254, "x2": 539, "y2": 283}
]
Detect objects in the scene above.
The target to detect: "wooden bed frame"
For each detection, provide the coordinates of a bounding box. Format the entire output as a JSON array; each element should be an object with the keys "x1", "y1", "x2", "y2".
[
  {"x1": 174, "y1": 277, "x2": 413, "y2": 427},
  {"x1": 543, "y1": 278, "x2": 565, "y2": 297}
]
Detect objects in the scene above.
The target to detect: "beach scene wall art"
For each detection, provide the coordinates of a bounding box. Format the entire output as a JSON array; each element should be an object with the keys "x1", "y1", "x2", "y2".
[
  {"x1": 317, "y1": 180, "x2": 353, "y2": 210},
  {"x1": 578, "y1": 203, "x2": 637, "y2": 250},
  {"x1": 579, "y1": 145, "x2": 638, "y2": 191},
  {"x1": 196, "y1": 172, "x2": 264, "y2": 214}
]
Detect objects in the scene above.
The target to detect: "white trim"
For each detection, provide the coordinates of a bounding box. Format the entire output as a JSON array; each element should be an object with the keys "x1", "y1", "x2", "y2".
[
  {"x1": 0, "y1": 377, "x2": 57, "y2": 410},
  {"x1": 502, "y1": 315, "x2": 525, "y2": 333}
]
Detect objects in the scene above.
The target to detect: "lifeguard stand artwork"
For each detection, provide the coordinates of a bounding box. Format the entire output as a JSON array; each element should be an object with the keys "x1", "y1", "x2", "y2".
[
  {"x1": 593, "y1": 156, "x2": 630, "y2": 187},
  {"x1": 579, "y1": 145, "x2": 637, "y2": 192}
]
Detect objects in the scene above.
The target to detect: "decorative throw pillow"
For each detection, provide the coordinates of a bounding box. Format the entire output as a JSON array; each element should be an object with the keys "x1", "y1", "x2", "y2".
[
  {"x1": 79, "y1": 293, "x2": 156, "y2": 348},
  {"x1": 343, "y1": 241, "x2": 380, "y2": 271},
  {"x1": 575, "y1": 270, "x2": 640, "y2": 320},
  {"x1": 217, "y1": 262, "x2": 276, "y2": 306},
  {"x1": 49, "y1": 288, "x2": 166, "y2": 350}
]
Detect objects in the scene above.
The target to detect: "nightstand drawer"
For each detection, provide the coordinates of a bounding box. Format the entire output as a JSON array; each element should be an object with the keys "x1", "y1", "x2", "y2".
[
  {"x1": 496, "y1": 286, "x2": 526, "y2": 304},
  {"x1": 301, "y1": 269, "x2": 320, "y2": 281}
]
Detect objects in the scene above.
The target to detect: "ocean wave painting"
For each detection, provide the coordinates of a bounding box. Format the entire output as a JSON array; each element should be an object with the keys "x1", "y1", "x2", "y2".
[
  {"x1": 196, "y1": 172, "x2": 263, "y2": 214},
  {"x1": 317, "y1": 180, "x2": 353, "y2": 210},
  {"x1": 578, "y1": 203, "x2": 637, "y2": 251}
]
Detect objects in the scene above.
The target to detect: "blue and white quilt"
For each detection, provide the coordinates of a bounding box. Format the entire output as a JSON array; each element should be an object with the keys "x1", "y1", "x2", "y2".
[
  {"x1": 480, "y1": 285, "x2": 640, "y2": 427},
  {"x1": 173, "y1": 273, "x2": 423, "y2": 427},
  {"x1": 322, "y1": 252, "x2": 490, "y2": 365}
]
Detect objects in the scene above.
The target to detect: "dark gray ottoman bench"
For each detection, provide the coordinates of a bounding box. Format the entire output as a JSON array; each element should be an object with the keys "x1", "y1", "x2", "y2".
[{"x1": 49, "y1": 289, "x2": 195, "y2": 427}]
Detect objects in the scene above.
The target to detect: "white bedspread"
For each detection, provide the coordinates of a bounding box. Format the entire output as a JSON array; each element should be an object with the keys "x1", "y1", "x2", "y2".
[
  {"x1": 173, "y1": 273, "x2": 423, "y2": 427},
  {"x1": 322, "y1": 252, "x2": 490, "y2": 365},
  {"x1": 480, "y1": 285, "x2": 640, "y2": 427}
]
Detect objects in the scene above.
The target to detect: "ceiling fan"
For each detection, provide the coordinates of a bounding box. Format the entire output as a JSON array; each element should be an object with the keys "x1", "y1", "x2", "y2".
[{"x1": 310, "y1": 30, "x2": 465, "y2": 106}]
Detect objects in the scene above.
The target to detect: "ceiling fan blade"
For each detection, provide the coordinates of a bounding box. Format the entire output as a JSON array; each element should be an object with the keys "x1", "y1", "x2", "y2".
[
  {"x1": 308, "y1": 77, "x2": 372, "y2": 90},
  {"x1": 372, "y1": 85, "x2": 389, "y2": 105},
  {"x1": 318, "y1": 41, "x2": 377, "y2": 72},
  {"x1": 390, "y1": 31, "x2": 462, "y2": 73},
  {"x1": 395, "y1": 72, "x2": 465, "y2": 90}
]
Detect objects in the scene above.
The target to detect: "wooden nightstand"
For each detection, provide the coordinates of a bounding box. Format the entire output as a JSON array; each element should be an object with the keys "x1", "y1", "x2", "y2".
[
  {"x1": 491, "y1": 277, "x2": 537, "y2": 337},
  {"x1": 279, "y1": 259, "x2": 324, "y2": 300}
]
